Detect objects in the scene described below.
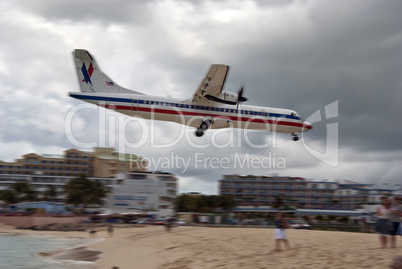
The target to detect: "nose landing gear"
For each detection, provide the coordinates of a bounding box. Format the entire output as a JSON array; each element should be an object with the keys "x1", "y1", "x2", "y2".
[
  {"x1": 292, "y1": 133, "x2": 299, "y2": 141},
  {"x1": 195, "y1": 119, "x2": 212, "y2": 137}
]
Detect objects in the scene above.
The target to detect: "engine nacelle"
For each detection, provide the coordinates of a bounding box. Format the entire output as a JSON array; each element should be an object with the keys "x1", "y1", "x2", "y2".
[{"x1": 205, "y1": 91, "x2": 238, "y2": 105}]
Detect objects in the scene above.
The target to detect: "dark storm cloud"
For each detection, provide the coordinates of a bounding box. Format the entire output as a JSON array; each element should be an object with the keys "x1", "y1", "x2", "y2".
[{"x1": 215, "y1": 1, "x2": 402, "y2": 154}]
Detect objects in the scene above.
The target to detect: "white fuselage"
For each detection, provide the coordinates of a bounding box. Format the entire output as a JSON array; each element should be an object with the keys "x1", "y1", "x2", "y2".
[{"x1": 69, "y1": 92, "x2": 312, "y2": 134}]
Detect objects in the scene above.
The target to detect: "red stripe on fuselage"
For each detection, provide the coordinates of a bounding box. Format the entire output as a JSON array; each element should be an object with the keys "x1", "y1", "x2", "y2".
[{"x1": 97, "y1": 104, "x2": 311, "y2": 129}]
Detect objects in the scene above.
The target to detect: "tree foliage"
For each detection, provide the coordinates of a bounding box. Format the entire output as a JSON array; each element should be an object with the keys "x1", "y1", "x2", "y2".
[
  {"x1": 64, "y1": 174, "x2": 107, "y2": 210},
  {"x1": 0, "y1": 189, "x2": 18, "y2": 205},
  {"x1": 175, "y1": 194, "x2": 237, "y2": 213},
  {"x1": 271, "y1": 195, "x2": 285, "y2": 209},
  {"x1": 12, "y1": 182, "x2": 37, "y2": 201},
  {"x1": 0, "y1": 182, "x2": 37, "y2": 204},
  {"x1": 42, "y1": 185, "x2": 58, "y2": 201}
]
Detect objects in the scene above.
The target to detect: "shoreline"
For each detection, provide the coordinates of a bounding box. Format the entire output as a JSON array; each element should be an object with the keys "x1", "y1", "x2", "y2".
[
  {"x1": 0, "y1": 223, "x2": 102, "y2": 268},
  {"x1": 1, "y1": 223, "x2": 402, "y2": 268}
]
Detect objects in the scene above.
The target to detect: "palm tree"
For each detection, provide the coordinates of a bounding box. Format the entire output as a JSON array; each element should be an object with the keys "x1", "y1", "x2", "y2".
[
  {"x1": 64, "y1": 174, "x2": 107, "y2": 212},
  {"x1": 0, "y1": 190, "x2": 18, "y2": 205},
  {"x1": 43, "y1": 185, "x2": 57, "y2": 202},
  {"x1": 272, "y1": 195, "x2": 285, "y2": 210},
  {"x1": 11, "y1": 182, "x2": 37, "y2": 202}
]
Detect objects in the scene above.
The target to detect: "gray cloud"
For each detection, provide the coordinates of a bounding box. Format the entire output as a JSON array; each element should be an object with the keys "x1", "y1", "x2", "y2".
[{"x1": 1, "y1": 0, "x2": 401, "y2": 193}]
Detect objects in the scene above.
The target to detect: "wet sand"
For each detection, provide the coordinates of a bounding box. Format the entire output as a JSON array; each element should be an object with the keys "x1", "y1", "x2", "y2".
[{"x1": 1, "y1": 223, "x2": 401, "y2": 268}]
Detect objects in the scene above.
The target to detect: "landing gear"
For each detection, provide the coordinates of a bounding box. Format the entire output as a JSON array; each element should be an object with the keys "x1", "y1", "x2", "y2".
[
  {"x1": 195, "y1": 120, "x2": 211, "y2": 137},
  {"x1": 200, "y1": 121, "x2": 209, "y2": 130},
  {"x1": 195, "y1": 129, "x2": 204, "y2": 137},
  {"x1": 292, "y1": 133, "x2": 299, "y2": 141}
]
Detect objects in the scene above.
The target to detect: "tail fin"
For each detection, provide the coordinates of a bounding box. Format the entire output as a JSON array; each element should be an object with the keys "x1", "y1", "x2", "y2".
[{"x1": 72, "y1": 49, "x2": 141, "y2": 94}]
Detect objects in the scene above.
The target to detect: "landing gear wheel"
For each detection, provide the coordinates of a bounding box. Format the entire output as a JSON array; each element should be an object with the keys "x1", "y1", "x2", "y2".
[
  {"x1": 195, "y1": 129, "x2": 204, "y2": 137},
  {"x1": 293, "y1": 136, "x2": 299, "y2": 141},
  {"x1": 200, "y1": 122, "x2": 209, "y2": 130}
]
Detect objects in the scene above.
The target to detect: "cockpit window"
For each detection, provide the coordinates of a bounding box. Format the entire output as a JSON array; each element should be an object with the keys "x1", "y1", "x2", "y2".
[{"x1": 290, "y1": 112, "x2": 301, "y2": 119}]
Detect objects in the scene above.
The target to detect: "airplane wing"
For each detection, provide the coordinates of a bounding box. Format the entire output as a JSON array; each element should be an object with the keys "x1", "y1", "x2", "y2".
[{"x1": 192, "y1": 64, "x2": 230, "y2": 103}]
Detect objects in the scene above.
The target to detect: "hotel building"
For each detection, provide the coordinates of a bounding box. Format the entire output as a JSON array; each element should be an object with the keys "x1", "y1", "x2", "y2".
[
  {"x1": 0, "y1": 147, "x2": 147, "y2": 178},
  {"x1": 219, "y1": 175, "x2": 396, "y2": 210},
  {"x1": 0, "y1": 148, "x2": 178, "y2": 216}
]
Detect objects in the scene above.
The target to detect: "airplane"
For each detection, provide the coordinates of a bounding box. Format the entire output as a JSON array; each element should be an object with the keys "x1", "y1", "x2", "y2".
[{"x1": 69, "y1": 49, "x2": 312, "y2": 141}]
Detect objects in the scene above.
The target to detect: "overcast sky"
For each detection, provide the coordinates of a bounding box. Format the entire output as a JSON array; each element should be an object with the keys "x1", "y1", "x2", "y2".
[{"x1": 1, "y1": 0, "x2": 401, "y2": 194}]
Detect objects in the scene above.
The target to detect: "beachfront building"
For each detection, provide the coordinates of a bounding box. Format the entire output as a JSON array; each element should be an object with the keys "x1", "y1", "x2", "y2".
[
  {"x1": 0, "y1": 147, "x2": 149, "y2": 204},
  {"x1": 0, "y1": 147, "x2": 147, "y2": 178},
  {"x1": 219, "y1": 175, "x2": 396, "y2": 210},
  {"x1": 0, "y1": 173, "x2": 125, "y2": 203},
  {"x1": 0, "y1": 171, "x2": 178, "y2": 216},
  {"x1": 105, "y1": 171, "x2": 178, "y2": 216}
]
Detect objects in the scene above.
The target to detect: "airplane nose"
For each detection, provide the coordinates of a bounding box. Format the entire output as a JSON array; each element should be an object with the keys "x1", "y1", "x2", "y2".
[{"x1": 303, "y1": 121, "x2": 313, "y2": 130}]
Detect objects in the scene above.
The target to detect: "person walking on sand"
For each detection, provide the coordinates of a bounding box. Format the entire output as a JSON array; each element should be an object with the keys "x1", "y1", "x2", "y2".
[
  {"x1": 375, "y1": 196, "x2": 392, "y2": 248},
  {"x1": 274, "y1": 212, "x2": 291, "y2": 251},
  {"x1": 164, "y1": 217, "x2": 174, "y2": 232},
  {"x1": 390, "y1": 197, "x2": 402, "y2": 247},
  {"x1": 107, "y1": 223, "x2": 114, "y2": 237},
  {"x1": 89, "y1": 225, "x2": 97, "y2": 238}
]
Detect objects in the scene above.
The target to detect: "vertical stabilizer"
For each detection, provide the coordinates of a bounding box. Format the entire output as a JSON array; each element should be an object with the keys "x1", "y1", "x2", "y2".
[{"x1": 73, "y1": 49, "x2": 140, "y2": 94}]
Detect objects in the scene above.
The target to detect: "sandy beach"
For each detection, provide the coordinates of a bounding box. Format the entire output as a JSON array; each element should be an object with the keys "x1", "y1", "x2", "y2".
[{"x1": 1, "y1": 223, "x2": 401, "y2": 269}]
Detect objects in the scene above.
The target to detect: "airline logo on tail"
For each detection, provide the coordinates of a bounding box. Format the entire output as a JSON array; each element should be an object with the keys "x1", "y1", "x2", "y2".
[{"x1": 81, "y1": 62, "x2": 93, "y2": 85}]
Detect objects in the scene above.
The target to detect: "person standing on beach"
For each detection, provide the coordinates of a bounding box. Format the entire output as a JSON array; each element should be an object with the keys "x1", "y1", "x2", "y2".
[
  {"x1": 164, "y1": 217, "x2": 174, "y2": 232},
  {"x1": 375, "y1": 196, "x2": 391, "y2": 248},
  {"x1": 390, "y1": 197, "x2": 402, "y2": 247},
  {"x1": 274, "y1": 212, "x2": 291, "y2": 251},
  {"x1": 107, "y1": 223, "x2": 114, "y2": 237}
]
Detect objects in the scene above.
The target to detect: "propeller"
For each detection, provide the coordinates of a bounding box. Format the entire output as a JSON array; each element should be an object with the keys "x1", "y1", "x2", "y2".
[{"x1": 236, "y1": 85, "x2": 247, "y2": 109}]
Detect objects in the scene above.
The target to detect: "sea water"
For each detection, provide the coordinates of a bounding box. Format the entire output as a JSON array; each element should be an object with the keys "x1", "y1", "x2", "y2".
[{"x1": 0, "y1": 234, "x2": 92, "y2": 269}]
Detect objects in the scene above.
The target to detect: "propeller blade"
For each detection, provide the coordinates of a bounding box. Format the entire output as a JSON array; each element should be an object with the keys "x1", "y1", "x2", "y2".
[{"x1": 238, "y1": 86, "x2": 247, "y2": 102}]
